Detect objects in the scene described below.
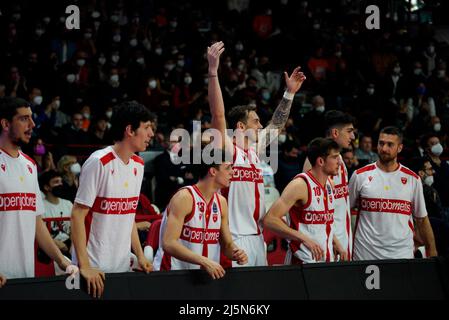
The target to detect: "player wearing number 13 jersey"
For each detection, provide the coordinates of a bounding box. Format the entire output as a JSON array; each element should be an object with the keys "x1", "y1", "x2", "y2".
[
  {"x1": 349, "y1": 127, "x2": 437, "y2": 260},
  {"x1": 153, "y1": 149, "x2": 248, "y2": 280},
  {"x1": 264, "y1": 138, "x2": 348, "y2": 264}
]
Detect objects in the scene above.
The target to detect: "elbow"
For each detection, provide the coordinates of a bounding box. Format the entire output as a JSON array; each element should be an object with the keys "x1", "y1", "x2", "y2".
[
  {"x1": 262, "y1": 214, "x2": 272, "y2": 230},
  {"x1": 162, "y1": 240, "x2": 175, "y2": 255}
]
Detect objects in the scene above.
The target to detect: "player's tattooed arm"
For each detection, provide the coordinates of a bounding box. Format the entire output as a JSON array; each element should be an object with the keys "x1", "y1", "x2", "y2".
[{"x1": 267, "y1": 97, "x2": 293, "y2": 130}]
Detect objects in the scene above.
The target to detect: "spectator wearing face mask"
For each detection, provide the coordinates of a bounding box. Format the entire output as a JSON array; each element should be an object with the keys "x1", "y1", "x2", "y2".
[
  {"x1": 353, "y1": 83, "x2": 383, "y2": 135},
  {"x1": 172, "y1": 72, "x2": 201, "y2": 119},
  {"x1": 421, "y1": 133, "x2": 449, "y2": 221},
  {"x1": 410, "y1": 157, "x2": 449, "y2": 257},
  {"x1": 381, "y1": 62, "x2": 408, "y2": 104},
  {"x1": 56, "y1": 155, "x2": 81, "y2": 202},
  {"x1": 140, "y1": 76, "x2": 168, "y2": 113},
  {"x1": 39, "y1": 170, "x2": 74, "y2": 256},
  {"x1": 299, "y1": 95, "x2": 327, "y2": 145},
  {"x1": 274, "y1": 140, "x2": 303, "y2": 193},
  {"x1": 31, "y1": 138, "x2": 47, "y2": 173},
  {"x1": 79, "y1": 104, "x2": 92, "y2": 132}
]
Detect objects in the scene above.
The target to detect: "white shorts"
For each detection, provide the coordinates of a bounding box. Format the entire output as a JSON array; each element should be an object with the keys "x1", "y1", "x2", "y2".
[{"x1": 232, "y1": 234, "x2": 267, "y2": 267}]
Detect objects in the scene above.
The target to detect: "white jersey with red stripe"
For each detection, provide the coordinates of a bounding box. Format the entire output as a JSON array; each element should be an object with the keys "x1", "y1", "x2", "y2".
[
  {"x1": 72, "y1": 146, "x2": 144, "y2": 273},
  {"x1": 349, "y1": 162, "x2": 427, "y2": 260},
  {"x1": 222, "y1": 145, "x2": 265, "y2": 238},
  {"x1": 330, "y1": 155, "x2": 352, "y2": 259},
  {"x1": 286, "y1": 171, "x2": 335, "y2": 264},
  {"x1": 153, "y1": 185, "x2": 223, "y2": 271},
  {"x1": 0, "y1": 149, "x2": 44, "y2": 279}
]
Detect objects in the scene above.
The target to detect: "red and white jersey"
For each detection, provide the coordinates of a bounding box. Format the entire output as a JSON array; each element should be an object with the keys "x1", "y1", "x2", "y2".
[
  {"x1": 286, "y1": 172, "x2": 335, "y2": 264},
  {"x1": 72, "y1": 146, "x2": 144, "y2": 273},
  {"x1": 221, "y1": 145, "x2": 265, "y2": 238},
  {"x1": 0, "y1": 149, "x2": 43, "y2": 279},
  {"x1": 154, "y1": 185, "x2": 223, "y2": 271},
  {"x1": 349, "y1": 162, "x2": 427, "y2": 260},
  {"x1": 330, "y1": 155, "x2": 352, "y2": 259}
]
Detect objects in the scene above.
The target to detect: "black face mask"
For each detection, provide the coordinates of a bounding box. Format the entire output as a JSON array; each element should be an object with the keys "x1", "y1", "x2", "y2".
[
  {"x1": 51, "y1": 185, "x2": 65, "y2": 198},
  {"x1": 285, "y1": 156, "x2": 299, "y2": 163}
]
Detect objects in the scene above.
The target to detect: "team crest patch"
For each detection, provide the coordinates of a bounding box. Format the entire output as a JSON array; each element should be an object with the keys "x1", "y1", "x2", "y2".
[
  {"x1": 213, "y1": 214, "x2": 218, "y2": 223},
  {"x1": 1, "y1": 164, "x2": 5, "y2": 172},
  {"x1": 401, "y1": 177, "x2": 407, "y2": 185},
  {"x1": 317, "y1": 197, "x2": 320, "y2": 204},
  {"x1": 213, "y1": 203, "x2": 218, "y2": 213},
  {"x1": 133, "y1": 168, "x2": 137, "y2": 176},
  {"x1": 368, "y1": 176, "x2": 373, "y2": 182},
  {"x1": 27, "y1": 165, "x2": 32, "y2": 174}
]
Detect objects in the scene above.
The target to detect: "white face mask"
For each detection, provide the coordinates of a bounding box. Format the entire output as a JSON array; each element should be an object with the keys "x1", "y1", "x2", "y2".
[
  {"x1": 414, "y1": 68, "x2": 422, "y2": 75},
  {"x1": 98, "y1": 57, "x2": 106, "y2": 65},
  {"x1": 33, "y1": 96, "x2": 43, "y2": 106},
  {"x1": 278, "y1": 134, "x2": 287, "y2": 144},
  {"x1": 431, "y1": 143, "x2": 443, "y2": 157},
  {"x1": 367, "y1": 88, "x2": 375, "y2": 95},
  {"x1": 184, "y1": 76, "x2": 192, "y2": 85},
  {"x1": 111, "y1": 55, "x2": 120, "y2": 63},
  {"x1": 113, "y1": 34, "x2": 121, "y2": 43},
  {"x1": 110, "y1": 74, "x2": 119, "y2": 82},
  {"x1": 434, "y1": 123, "x2": 442, "y2": 132},
  {"x1": 423, "y1": 175, "x2": 434, "y2": 186},
  {"x1": 136, "y1": 57, "x2": 145, "y2": 65},
  {"x1": 393, "y1": 67, "x2": 401, "y2": 74},
  {"x1": 54, "y1": 100, "x2": 61, "y2": 109},
  {"x1": 437, "y1": 70, "x2": 446, "y2": 78},
  {"x1": 177, "y1": 60, "x2": 185, "y2": 67},
  {"x1": 70, "y1": 163, "x2": 81, "y2": 175},
  {"x1": 66, "y1": 74, "x2": 76, "y2": 83},
  {"x1": 155, "y1": 48, "x2": 163, "y2": 55},
  {"x1": 76, "y1": 59, "x2": 86, "y2": 67},
  {"x1": 84, "y1": 33, "x2": 92, "y2": 40},
  {"x1": 83, "y1": 113, "x2": 90, "y2": 120},
  {"x1": 148, "y1": 80, "x2": 157, "y2": 89},
  {"x1": 105, "y1": 111, "x2": 113, "y2": 119},
  {"x1": 316, "y1": 105, "x2": 325, "y2": 113},
  {"x1": 130, "y1": 38, "x2": 138, "y2": 47}
]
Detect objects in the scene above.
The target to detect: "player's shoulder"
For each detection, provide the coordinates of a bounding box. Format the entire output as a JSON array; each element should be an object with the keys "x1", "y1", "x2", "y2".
[
  {"x1": 87, "y1": 146, "x2": 115, "y2": 166},
  {"x1": 399, "y1": 164, "x2": 420, "y2": 180},
  {"x1": 217, "y1": 193, "x2": 228, "y2": 206},
  {"x1": 19, "y1": 151, "x2": 36, "y2": 166},
  {"x1": 131, "y1": 154, "x2": 144, "y2": 166},
  {"x1": 355, "y1": 163, "x2": 377, "y2": 175}
]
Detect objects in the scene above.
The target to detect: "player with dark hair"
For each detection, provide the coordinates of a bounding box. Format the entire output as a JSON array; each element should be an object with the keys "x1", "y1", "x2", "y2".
[
  {"x1": 264, "y1": 138, "x2": 347, "y2": 263},
  {"x1": 71, "y1": 101, "x2": 155, "y2": 298},
  {"x1": 153, "y1": 148, "x2": 248, "y2": 279},
  {"x1": 0, "y1": 97, "x2": 76, "y2": 284}
]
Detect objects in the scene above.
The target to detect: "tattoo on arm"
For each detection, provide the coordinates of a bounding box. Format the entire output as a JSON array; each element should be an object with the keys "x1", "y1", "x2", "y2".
[{"x1": 270, "y1": 97, "x2": 293, "y2": 129}]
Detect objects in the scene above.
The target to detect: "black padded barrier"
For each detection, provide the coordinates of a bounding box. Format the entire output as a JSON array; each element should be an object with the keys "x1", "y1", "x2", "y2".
[{"x1": 0, "y1": 258, "x2": 447, "y2": 300}]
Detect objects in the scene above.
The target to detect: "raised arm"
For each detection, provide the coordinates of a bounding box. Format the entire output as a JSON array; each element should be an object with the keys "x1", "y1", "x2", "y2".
[
  {"x1": 259, "y1": 67, "x2": 306, "y2": 149},
  {"x1": 207, "y1": 41, "x2": 233, "y2": 151},
  {"x1": 162, "y1": 190, "x2": 226, "y2": 279}
]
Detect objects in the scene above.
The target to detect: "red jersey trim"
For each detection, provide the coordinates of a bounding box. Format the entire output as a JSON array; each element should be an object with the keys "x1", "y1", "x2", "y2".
[
  {"x1": 100, "y1": 152, "x2": 116, "y2": 166},
  {"x1": 182, "y1": 187, "x2": 196, "y2": 223},
  {"x1": 355, "y1": 164, "x2": 376, "y2": 175},
  {"x1": 19, "y1": 151, "x2": 36, "y2": 166},
  {"x1": 400, "y1": 167, "x2": 419, "y2": 180},
  {"x1": 131, "y1": 155, "x2": 144, "y2": 166},
  {"x1": 295, "y1": 174, "x2": 312, "y2": 209}
]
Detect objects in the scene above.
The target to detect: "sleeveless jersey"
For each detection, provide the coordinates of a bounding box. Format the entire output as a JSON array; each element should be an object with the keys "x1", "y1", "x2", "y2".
[
  {"x1": 154, "y1": 185, "x2": 223, "y2": 270},
  {"x1": 330, "y1": 155, "x2": 352, "y2": 259},
  {"x1": 286, "y1": 171, "x2": 335, "y2": 264}
]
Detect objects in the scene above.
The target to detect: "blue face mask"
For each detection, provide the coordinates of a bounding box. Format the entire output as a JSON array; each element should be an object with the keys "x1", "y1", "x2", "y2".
[
  {"x1": 417, "y1": 87, "x2": 427, "y2": 95},
  {"x1": 262, "y1": 91, "x2": 271, "y2": 101}
]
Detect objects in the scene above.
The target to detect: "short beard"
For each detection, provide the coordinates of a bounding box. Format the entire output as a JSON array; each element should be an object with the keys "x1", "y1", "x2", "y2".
[{"x1": 10, "y1": 134, "x2": 28, "y2": 149}]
